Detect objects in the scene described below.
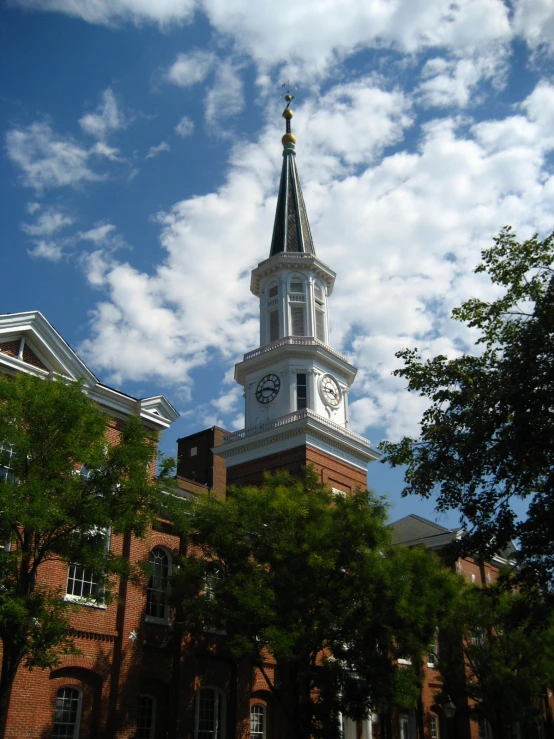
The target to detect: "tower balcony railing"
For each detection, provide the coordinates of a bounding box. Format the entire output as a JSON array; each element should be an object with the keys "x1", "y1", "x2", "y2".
[
  {"x1": 243, "y1": 336, "x2": 350, "y2": 364},
  {"x1": 223, "y1": 408, "x2": 371, "y2": 448}
]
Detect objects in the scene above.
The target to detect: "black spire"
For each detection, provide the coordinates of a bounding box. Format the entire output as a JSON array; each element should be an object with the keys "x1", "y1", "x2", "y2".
[{"x1": 269, "y1": 96, "x2": 315, "y2": 257}]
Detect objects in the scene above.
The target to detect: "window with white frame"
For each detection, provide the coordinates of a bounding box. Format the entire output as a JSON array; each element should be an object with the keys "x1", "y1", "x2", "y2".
[
  {"x1": 269, "y1": 310, "x2": 279, "y2": 343},
  {"x1": 0, "y1": 442, "x2": 16, "y2": 484},
  {"x1": 146, "y1": 547, "x2": 171, "y2": 622},
  {"x1": 250, "y1": 704, "x2": 266, "y2": 739},
  {"x1": 195, "y1": 687, "x2": 225, "y2": 739},
  {"x1": 427, "y1": 629, "x2": 439, "y2": 667},
  {"x1": 66, "y1": 528, "x2": 110, "y2": 604},
  {"x1": 290, "y1": 306, "x2": 305, "y2": 336},
  {"x1": 314, "y1": 281, "x2": 326, "y2": 342},
  {"x1": 430, "y1": 715, "x2": 439, "y2": 739},
  {"x1": 296, "y1": 374, "x2": 307, "y2": 410},
  {"x1": 479, "y1": 720, "x2": 493, "y2": 739},
  {"x1": 137, "y1": 694, "x2": 156, "y2": 739},
  {"x1": 52, "y1": 686, "x2": 82, "y2": 739}
]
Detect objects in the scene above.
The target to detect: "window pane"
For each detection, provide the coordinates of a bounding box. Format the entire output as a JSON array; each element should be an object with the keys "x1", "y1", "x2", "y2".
[
  {"x1": 137, "y1": 695, "x2": 155, "y2": 739},
  {"x1": 297, "y1": 374, "x2": 307, "y2": 411},
  {"x1": 196, "y1": 688, "x2": 223, "y2": 739},
  {"x1": 250, "y1": 705, "x2": 265, "y2": 739},
  {"x1": 146, "y1": 548, "x2": 169, "y2": 620},
  {"x1": 52, "y1": 687, "x2": 81, "y2": 739},
  {"x1": 67, "y1": 564, "x2": 97, "y2": 599}
]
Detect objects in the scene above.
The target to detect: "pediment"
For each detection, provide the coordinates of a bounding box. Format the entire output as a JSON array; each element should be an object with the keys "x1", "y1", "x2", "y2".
[
  {"x1": 0, "y1": 311, "x2": 179, "y2": 430},
  {"x1": 0, "y1": 311, "x2": 95, "y2": 384}
]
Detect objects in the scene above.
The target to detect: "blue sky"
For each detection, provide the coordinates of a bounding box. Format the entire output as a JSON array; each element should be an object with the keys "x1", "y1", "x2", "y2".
[{"x1": 2, "y1": 0, "x2": 554, "y2": 527}]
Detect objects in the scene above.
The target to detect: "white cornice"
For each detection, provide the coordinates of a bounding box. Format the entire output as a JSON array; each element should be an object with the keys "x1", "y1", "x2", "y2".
[
  {"x1": 0, "y1": 311, "x2": 179, "y2": 431},
  {"x1": 235, "y1": 339, "x2": 357, "y2": 386},
  {"x1": 250, "y1": 254, "x2": 336, "y2": 297}
]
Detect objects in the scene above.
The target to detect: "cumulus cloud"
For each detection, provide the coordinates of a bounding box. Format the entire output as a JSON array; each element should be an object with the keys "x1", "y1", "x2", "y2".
[
  {"x1": 77, "y1": 78, "x2": 554, "y2": 439},
  {"x1": 80, "y1": 223, "x2": 117, "y2": 243},
  {"x1": 166, "y1": 50, "x2": 215, "y2": 87},
  {"x1": 204, "y1": 62, "x2": 244, "y2": 130},
  {"x1": 21, "y1": 209, "x2": 74, "y2": 236},
  {"x1": 513, "y1": 0, "x2": 554, "y2": 53},
  {"x1": 79, "y1": 88, "x2": 125, "y2": 140},
  {"x1": 146, "y1": 141, "x2": 171, "y2": 159},
  {"x1": 175, "y1": 116, "x2": 195, "y2": 137},
  {"x1": 11, "y1": 0, "x2": 196, "y2": 27},
  {"x1": 6, "y1": 121, "x2": 103, "y2": 192}
]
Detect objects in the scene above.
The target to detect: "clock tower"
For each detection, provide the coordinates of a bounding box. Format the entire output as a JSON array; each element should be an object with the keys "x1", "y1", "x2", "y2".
[{"x1": 215, "y1": 98, "x2": 378, "y2": 492}]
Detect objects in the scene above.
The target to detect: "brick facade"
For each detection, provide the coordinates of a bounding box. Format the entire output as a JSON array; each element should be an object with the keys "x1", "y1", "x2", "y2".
[{"x1": 226, "y1": 444, "x2": 367, "y2": 491}]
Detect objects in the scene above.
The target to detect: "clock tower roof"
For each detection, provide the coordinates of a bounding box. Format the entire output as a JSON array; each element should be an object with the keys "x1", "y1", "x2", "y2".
[{"x1": 269, "y1": 99, "x2": 315, "y2": 257}]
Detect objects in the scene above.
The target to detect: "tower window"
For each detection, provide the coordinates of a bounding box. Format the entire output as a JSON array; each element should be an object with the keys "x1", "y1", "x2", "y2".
[
  {"x1": 314, "y1": 282, "x2": 324, "y2": 304},
  {"x1": 297, "y1": 374, "x2": 307, "y2": 410},
  {"x1": 269, "y1": 284, "x2": 278, "y2": 298},
  {"x1": 269, "y1": 310, "x2": 279, "y2": 342},
  {"x1": 315, "y1": 309, "x2": 325, "y2": 342},
  {"x1": 290, "y1": 281, "x2": 304, "y2": 293},
  {"x1": 290, "y1": 306, "x2": 305, "y2": 336}
]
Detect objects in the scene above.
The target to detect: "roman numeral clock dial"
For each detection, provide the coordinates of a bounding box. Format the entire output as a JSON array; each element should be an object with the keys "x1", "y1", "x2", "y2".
[
  {"x1": 320, "y1": 374, "x2": 341, "y2": 407},
  {"x1": 256, "y1": 374, "x2": 281, "y2": 404}
]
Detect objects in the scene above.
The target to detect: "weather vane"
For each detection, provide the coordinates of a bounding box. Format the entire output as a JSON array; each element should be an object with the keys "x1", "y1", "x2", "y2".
[{"x1": 281, "y1": 82, "x2": 298, "y2": 139}]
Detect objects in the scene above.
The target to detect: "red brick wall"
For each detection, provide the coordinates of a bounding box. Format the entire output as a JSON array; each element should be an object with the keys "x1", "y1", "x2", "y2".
[{"x1": 226, "y1": 444, "x2": 368, "y2": 492}]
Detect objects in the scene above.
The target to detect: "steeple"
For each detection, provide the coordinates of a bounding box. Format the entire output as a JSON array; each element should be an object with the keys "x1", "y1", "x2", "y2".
[{"x1": 269, "y1": 95, "x2": 315, "y2": 256}]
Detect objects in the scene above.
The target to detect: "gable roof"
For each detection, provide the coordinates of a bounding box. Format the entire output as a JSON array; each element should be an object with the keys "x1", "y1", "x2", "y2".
[
  {"x1": 390, "y1": 513, "x2": 463, "y2": 549},
  {"x1": 0, "y1": 311, "x2": 179, "y2": 431}
]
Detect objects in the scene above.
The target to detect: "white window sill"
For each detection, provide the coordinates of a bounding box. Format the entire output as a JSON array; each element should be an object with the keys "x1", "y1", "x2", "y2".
[
  {"x1": 397, "y1": 658, "x2": 412, "y2": 666},
  {"x1": 144, "y1": 615, "x2": 169, "y2": 626},
  {"x1": 64, "y1": 595, "x2": 107, "y2": 610}
]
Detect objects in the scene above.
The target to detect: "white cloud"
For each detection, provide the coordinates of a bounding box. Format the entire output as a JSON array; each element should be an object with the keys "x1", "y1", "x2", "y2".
[
  {"x1": 11, "y1": 0, "x2": 196, "y2": 27},
  {"x1": 21, "y1": 209, "x2": 74, "y2": 236},
  {"x1": 175, "y1": 116, "x2": 195, "y2": 137},
  {"x1": 80, "y1": 224, "x2": 117, "y2": 243},
  {"x1": 28, "y1": 240, "x2": 66, "y2": 261},
  {"x1": 78, "y1": 79, "x2": 554, "y2": 439},
  {"x1": 513, "y1": 0, "x2": 554, "y2": 52},
  {"x1": 204, "y1": 62, "x2": 244, "y2": 129},
  {"x1": 146, "y1": 141, "x2": 171, "y2": 159},
  {"x1": 26, "y1": 201, "x2": 41, "y2": 215},
  {"x1": 79, "y1": 88, "x2": 125, "y2": 140},
  {"x1": 6, "y1": 121, "x2": 103, "y2": 191},
  {"x1": 166, "y1": 50, "x2": 215, "y2": 87},
  {"x1": 91, "y1": 141, "x2": 124, "y2": 162}
]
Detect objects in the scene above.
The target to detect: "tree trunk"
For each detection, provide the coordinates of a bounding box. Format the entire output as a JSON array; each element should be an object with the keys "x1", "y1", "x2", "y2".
[{"x1": 0, "y1": 646, "x2": 22, "y2": 739}]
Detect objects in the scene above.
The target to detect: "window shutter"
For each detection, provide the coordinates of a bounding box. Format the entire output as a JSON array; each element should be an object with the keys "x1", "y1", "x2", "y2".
[
  {"x1": 290, "y1": 306, "x2": 305, "y2": 336},
  {"x1": 269, "y1": 310, "x2": 279, "y2": 342},
  {"x1": 315, "y1": 310, "x2": 325, "y2": 341}
]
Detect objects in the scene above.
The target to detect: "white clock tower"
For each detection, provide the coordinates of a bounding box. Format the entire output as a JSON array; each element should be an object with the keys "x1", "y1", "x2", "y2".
[{"x1": 216, "y1": 97, "x2": 378, "y2": 492}]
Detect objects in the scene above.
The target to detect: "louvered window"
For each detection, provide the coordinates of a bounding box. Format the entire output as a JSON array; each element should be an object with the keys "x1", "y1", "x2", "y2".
[
  {"x1": 290, "y1": 281, "x2": 303, "y2": 293},
  {"x1": 315, "y1": 310, "x2": 325, "y2": 342},
  {"x1": 290, "y1": 306, "x2": 305, "y2": 336},
  {"x1": 269, "y1": 284, "x2": 278, "y2": 298},
  {"x1": 314, "y1": 282, "x2": 324, "y2": 304},
  {"x1": 269, "y1": 311, "x2": 279, "y2": 342}
]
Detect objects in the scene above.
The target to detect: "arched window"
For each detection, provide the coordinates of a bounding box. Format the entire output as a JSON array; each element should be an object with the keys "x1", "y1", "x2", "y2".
[
  {"x1": 146, "y1": 547, "x2": 171, "y2": 622},
  {"x1": 195, "y1": 687, "x2": 225, "y2": 739},
  {"x1": 137, "y1": 694, "x2": 156, "y2": 739},
  {"x1": 250, "y1": 704, "x2": 266, "y2": 739},
  {"x1": 52, "y1": 686, "x2": 82, "y2": 739}
]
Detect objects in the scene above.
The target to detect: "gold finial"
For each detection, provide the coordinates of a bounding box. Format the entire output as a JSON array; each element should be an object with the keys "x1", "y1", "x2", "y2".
[{"x1": 281, "y1": 82, "x2": 297, "y2": 146}]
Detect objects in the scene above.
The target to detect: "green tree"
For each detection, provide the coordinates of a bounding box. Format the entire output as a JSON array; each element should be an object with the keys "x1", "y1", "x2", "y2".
[
  {"x1": 0, "y1": 373, "x2": 173, "y2": 738},
  {"x1": 438, "y1": 583, "x2": 554, "y2": 739},
  {"x1": 171, "y1": 470, "x2": 459, "y2": 739},
  {"x1": 380, "y1": 227, "x2": 554, "y2": 589}
]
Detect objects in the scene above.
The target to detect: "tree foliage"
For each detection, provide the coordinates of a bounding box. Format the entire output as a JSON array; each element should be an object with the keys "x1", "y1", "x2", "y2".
[
  {"x1": 0, "y1": 373, "x2": 172, "y2": 737},
  {"x1": 172, "y1": 470, "x2": 459, "y2": 739},
  {"x1": 438, "y1": 583, "x2": 554, "y2": 739},
  {"x1": 380, "y1": 227, "x2": 554, "y2": 589}
]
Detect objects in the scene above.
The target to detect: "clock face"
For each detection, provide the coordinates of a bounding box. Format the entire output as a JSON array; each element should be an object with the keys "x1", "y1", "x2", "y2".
[
  {"x1": 255, "y1": 374, "x2": 281, "y2": 404},
  {"x1": 320, "y1": 374, "x2": 341, "y2": 407}
]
